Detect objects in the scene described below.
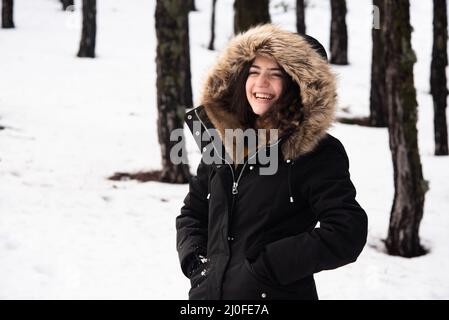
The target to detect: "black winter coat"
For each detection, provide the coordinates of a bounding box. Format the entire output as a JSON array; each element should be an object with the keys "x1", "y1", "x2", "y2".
[{"x1": 176, "y1": 24, "x2": 368, "y2": 300}]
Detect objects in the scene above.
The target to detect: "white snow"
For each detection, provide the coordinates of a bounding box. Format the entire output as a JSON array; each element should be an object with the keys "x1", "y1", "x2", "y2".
[{"x1": 0, "y1": 0, "x2": 448, "y2": 299}]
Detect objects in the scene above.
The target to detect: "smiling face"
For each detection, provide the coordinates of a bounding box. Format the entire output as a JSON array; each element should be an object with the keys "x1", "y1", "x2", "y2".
[{"x1": 245, "y1": 55, "x2": 285, "y2": 116}]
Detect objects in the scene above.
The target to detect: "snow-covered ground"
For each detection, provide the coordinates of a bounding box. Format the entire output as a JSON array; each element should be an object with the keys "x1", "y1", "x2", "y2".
[{"x1": 0, "y1": 0, "x2": 448, "y2": 299}]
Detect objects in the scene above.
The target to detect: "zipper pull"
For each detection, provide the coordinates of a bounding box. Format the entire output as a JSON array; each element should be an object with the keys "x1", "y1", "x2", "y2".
[{"x1": 232, "y1": 182, "x2": 238, "y2": 195}]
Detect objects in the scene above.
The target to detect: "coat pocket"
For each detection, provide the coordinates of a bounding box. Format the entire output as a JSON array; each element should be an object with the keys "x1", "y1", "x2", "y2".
[
  {"x1": 244, "y1": 259, "x2": 279, "y2": 288},
  {"x1": 243, "y1": 259, "x2": 318, "y2": 300},
  {"x1": 221, "y1": 260, "x2": 270, "y2": 300}
]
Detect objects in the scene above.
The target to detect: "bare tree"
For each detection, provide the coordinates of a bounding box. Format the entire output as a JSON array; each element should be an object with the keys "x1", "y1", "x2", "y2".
[
  {"x1": 155, "y1": 0, "x2": 191, "y2": 183},
  {"x1": 296, "y1": 0, "x2": 306, "y2": 34},
  {"x1": 431, "y1": 0, "x2": 448, "y2": 155},
  {"x1": 182, "y1": 14, "x2": 193, "y2": 111},
  {"x1": 188, "y1": 0, "x2": 197, "y2": 11},
  {"x1": 61, "y1": 0, "x2": 74, "y2": 11},
  {"x1": 234, "y1": 0, "x2": 270, "y2": 34},
  {"x1": 330, "y1": 0, "x2": 348, "y2": 65},
  {"x1": 384, "y1": 0, "x2": 427, "y2": 257},
  {"x1": 77, "y1": 0, "x2": 96, "y2": 58},
  {"x1": 369, "y1": 0, "x2": 387, "y2": 127},
  {"x1": 208, "y1": 0, "x2": 217, "y2": 50},
  {"x1": 1, "y1": 0, "x2": 14, "y2": 29}
]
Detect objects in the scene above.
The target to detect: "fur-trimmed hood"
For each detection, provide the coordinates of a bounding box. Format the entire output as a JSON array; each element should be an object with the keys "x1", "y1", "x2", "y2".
[{"x1": 199, "y1": 24, "x2": 337, "y2": 161}]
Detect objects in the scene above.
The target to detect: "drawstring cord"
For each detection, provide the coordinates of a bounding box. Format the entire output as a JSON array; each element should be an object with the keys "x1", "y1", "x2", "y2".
[
  {"x1": 206, "y1": 166, "x2": 213, "y2": 200},
  {"x1": 287, "y1": 160, "x2": 294, "y2": 203},
  {"x1": 207, "y1": 159, "x2": 294, "y2": 203}
]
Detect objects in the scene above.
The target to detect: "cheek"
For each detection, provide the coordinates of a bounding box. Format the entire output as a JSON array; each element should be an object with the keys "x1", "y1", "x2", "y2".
[{"x1": 274, "y1": 81, "x2": 284, "y2": 97}]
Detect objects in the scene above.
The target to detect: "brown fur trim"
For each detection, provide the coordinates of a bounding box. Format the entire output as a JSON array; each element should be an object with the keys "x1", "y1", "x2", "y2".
[{"x1": 200, "y1": 24, "x2": 337, "y2": 160}]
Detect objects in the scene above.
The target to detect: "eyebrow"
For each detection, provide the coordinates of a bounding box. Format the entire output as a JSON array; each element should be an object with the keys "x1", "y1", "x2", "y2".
[{"x1": 250, "y1": 64, "x2": 282, "y2": 71}]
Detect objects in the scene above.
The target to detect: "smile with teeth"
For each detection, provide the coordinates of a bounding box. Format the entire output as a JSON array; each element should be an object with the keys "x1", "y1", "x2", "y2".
[{"x1": 254, "y1": 93, "x2": 275, "y2": 100}]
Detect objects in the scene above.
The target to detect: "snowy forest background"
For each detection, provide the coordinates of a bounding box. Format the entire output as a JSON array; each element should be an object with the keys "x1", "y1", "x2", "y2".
[{"x1": 1, "y1": 0, "x2": 448, "y2": 299}]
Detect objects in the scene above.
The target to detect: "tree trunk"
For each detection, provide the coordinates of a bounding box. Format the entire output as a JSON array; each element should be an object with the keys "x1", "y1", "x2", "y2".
[
  {"x1": 234, "y1": 0, "x2": 270, "y2": 34},
  {"x1": 369, "y1": 0, "x2": 388, "y2": 127},
  {"x1": 296, "y1": 0, "x2": 306, "y2": 34},
  {"x1": 77, "y1": 0, "x2": 96, "y2": 58},
  {"x1": 208, "y1": 0, "x2": 217, "y2": 50},
  {"x1": 431, "y1": 0, "x2": 448, "y2": 155},
  {"x1": 183, "y1": 7, "x2": 193, "y2": 109},
  {"x1": 330, "y1": 0, "x2": 348, "y2": 65},
  {"x1": 2, "y1": 0, "x2": 14, "y2": 29},
  {"x1": 155, "y1": 0, "x2": 191, "y2": 183},
  {"x1": 384, "y1": 0, "x2": 427, "y2": 257},
  {"x1": 61, "y1": 0, "x2": 74, "y2": 11},
  {"x1": 188, "y1": 0, "x2": 197, "y2": 11}
]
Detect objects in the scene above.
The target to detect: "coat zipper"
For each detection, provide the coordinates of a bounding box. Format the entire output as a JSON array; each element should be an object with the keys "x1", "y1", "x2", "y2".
[
  {"x1": 194, "y1": 108, "x2": 240, "y2": 195},
  {"x1": 194, "y1": 108, "x2": 284, "y2": 195},
  {"x1": 193, "y1": 109, "x2": 285, "y2": 298}
]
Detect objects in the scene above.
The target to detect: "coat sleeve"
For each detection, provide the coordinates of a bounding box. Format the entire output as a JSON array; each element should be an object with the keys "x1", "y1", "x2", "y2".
[
  {"x1": 253, "y1": 137, "x2": 368, "y2": 286},
  {"x1": 176, "y1": 159, "x2": 210, "y2": 278}
]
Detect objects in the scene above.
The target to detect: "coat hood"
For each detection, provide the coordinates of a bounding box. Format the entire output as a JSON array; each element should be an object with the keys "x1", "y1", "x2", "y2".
[{"x1": 199, "y1": 24, "x2": 337, "y2": 161}]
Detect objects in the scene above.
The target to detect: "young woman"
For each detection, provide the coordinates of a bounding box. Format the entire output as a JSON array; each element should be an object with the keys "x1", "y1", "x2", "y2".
[{"x1": 176, "y1": 24, "x2": 368, "y2": 300}]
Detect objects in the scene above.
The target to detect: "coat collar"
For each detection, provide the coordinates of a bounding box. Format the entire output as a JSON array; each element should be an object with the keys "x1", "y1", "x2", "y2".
[{"x1": 196, "y1": 24, "x2": 337, "y2": 161}]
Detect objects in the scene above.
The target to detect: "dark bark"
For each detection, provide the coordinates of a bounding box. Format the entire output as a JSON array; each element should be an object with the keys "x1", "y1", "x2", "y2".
[
  {"x1": 208, "y1": 0, "x2": 217, "y2": 50},
  {"x1": 296, "y1": 0, "x2": 306, "y2": 34},
  {"x1": 384, "y1": 0, "x2": 427, "y2": 257},
  {"x1": 2, "y1": 0, "x2": 14, "y2": 29},
  {"x1": 183, "y1": 8, "x2": 193, "y2": 109},
  {"x1": 369, "y1": 0, "x2": 388, "y2": 127},
  {"x1": 188, "y1": 0, "x2": 197, "y2": 11},
  {"x1": 155, "y1": 0, "x2": 191, "y2": 183},
  {"x1": 77, "y1": 0, "x2": 96, "y2": 58},
  {"x1": 234, "y1": 0, "x2": 270, "y2": 34},
  {"x1": 61, "y1": 0, "x2": 74, "y2": 11},
  {"x1": 330, "y1": 0, "x2": 348, "y2": 65},
  {"x1": 431, "y1": 0, "x2": 448, "y2": 155}
]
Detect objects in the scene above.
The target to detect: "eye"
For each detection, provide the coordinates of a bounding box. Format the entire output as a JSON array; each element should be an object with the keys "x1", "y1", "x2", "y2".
[
  {"x1": 271, "y1": 73, "x2": 283, "y2": 78},
  {"x1": 248, "y1": 70, "x2": 259, "y2": 76}
]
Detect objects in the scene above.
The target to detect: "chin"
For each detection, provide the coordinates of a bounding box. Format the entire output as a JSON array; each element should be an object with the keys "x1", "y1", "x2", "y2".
[{"x1": 251, "y1": 104, "x2": 272, "y2": 116}]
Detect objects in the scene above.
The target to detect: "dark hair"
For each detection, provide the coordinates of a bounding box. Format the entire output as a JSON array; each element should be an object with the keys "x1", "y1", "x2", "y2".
[
  {"x1": 228, "y1": 58, "x2": 302, "y2": 132},
  {"x1": 228, "y1": 62, "x2": 256, "y2": 128}
]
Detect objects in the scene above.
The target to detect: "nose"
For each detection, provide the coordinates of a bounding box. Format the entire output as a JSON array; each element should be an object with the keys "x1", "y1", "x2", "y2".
[{"x1": 255, "y1": 73, "x2": 269, "y2": 87}]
